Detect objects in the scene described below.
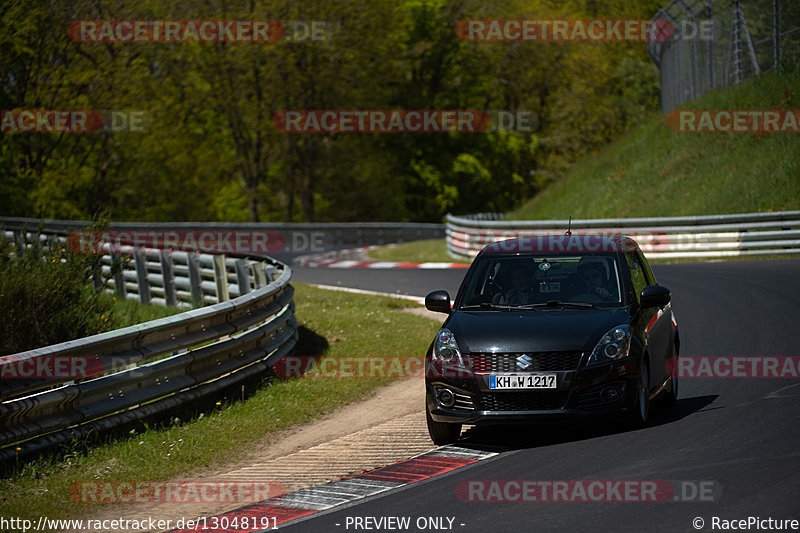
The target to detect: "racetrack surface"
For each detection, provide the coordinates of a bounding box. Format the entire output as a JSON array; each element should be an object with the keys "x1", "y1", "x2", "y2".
[{"x1": 277, "y1": 258, "x2": 800, "y2": 532}]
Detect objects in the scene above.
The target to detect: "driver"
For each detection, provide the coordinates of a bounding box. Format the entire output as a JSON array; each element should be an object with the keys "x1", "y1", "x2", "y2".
[
  {"x1": 576, "y1": 259, "x2": 614, "y2": 301},
  {"x1": 502, "y1": 263, "x2": 537, "y2": 305}
]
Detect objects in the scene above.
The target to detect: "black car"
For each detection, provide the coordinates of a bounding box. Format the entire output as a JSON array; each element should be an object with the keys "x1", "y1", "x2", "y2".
[{"x1": 423, "y1": 235, "x2": 679, "y2": 444}]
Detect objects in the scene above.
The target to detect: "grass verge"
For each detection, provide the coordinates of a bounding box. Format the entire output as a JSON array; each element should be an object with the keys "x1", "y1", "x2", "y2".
[
  {"x1": 0, "y1": 283, "x2": 440, "y2": 522},
  {"x1": 367, "y1": 239, "x2": 466, "y2": 264},
  {"x1": 508, "y1": 70, "x2": 800, "y2": 220}
]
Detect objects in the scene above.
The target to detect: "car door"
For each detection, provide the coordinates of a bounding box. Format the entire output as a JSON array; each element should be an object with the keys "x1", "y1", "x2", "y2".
[
  {"x1": 637, "y1": 250, "x2": 674, "y2": 390},
  {"x1": 624, "y1": 251, "x2": 669, "y2": 392}
]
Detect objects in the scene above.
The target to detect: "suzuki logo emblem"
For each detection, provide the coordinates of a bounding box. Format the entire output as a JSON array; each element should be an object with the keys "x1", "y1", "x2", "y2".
[{"x1": 516, "y1": 354, "x2": 533, "y2": 370}]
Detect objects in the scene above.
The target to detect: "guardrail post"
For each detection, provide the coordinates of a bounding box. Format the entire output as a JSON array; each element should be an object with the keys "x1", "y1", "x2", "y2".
[
  {"x1": 774, "y1": 0, "x2": 781, "y2": 70},
  {"x1": 187, "y1": 252, "x2": 203, "y2": 306},
  {"x1": 91, "y1": 262, "x2": 103, "y2": 293},
  {"x1": 110, "y1": 252, "x2": 127, "y2": 298},
  {"x1": 134, "y1": 251, "x2": 151, "y2": 304},
  {"x1": 235, "y1": 258, "x2": 251, "y2": 295},
  {"x1": 160, "y1": 251, "x2": 177, "y2": 307},
  {"x1": 213, "y1": 254, "x2": 229, "y2": 302},
  {"x1": 46, "y1": 234, "x2": 58, "y2": 252},
  {"x1": 253, "y1": 262, "x2": 268, "y2": 289},
  {"x1": 13, "y1": 230, "x2": 25, "y2": 257}
]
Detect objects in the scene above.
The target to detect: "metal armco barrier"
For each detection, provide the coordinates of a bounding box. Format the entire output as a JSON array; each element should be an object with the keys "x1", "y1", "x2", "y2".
[
  {"x1": 0, "y1": 220, "x2": 298, "y2": 460},
  {"x1": 0, "y1": 217, "x2": 444, "y2": 249},
  {"x1": 446, "y1": 211, "x2": 800, "y2": 260}
]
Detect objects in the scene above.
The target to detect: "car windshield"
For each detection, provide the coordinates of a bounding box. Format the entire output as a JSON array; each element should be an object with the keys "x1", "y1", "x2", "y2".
[{"x1": 458, "y1": 253, "x2": 624, "y2": 309}]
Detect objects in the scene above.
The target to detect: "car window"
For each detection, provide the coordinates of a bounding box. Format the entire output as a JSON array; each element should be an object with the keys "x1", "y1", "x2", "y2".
[
  {"x1": 637, "y1": 250, "x2": 657, "y2": 285},
  {"x1": 625, "y1": 252, "x2": 648, "y2": 303},
  {"x1": 459, "y1": 253, "x2": 623, "y2": 308}
]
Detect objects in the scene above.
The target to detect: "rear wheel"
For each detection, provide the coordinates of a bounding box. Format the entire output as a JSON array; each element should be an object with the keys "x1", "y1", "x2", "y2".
[{"x1": 426, "y1": 405, "x2": 462, "y2": 445}]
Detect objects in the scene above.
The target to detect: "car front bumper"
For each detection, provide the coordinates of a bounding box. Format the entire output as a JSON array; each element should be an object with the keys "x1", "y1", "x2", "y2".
[{"x1": 426, "y1": 359, "x2": 641, "y2": 424}]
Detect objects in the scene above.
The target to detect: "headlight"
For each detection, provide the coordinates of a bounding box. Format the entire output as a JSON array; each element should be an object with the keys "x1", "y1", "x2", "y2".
[
  {"x1": 429, "y1": 328, "x2": 472, "y2": 378},
  {"x1": 588, "y1": 325, "x2": 631, "y2": 366},
  {"x1": 433, "y1": 328, "x2": 462, "y2": 364}
]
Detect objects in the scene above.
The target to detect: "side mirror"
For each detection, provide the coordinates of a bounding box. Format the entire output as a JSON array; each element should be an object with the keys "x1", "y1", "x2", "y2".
[
  {"x1": 425, "y1": 290, "x2": 451, "y2": 314},
  {"x1": 640, "y1": 285, "x2": 671, "y2": 308}
]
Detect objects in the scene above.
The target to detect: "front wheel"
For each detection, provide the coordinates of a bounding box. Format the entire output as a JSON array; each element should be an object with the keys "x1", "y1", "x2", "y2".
[
  {"x1": 426, "y1": 406, "x2": 462, "y2": 445},
  {"x1": 628, "y1": 358, "x2": 650, "y2": 427},
  {"x1": 664, "y1": 349, "x2": 678, "y2": 406}
]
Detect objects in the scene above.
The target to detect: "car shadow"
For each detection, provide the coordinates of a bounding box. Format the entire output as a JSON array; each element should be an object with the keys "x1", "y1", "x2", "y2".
[{"x1": 451, "y1": 394, "x2": 719, "y2": 453}]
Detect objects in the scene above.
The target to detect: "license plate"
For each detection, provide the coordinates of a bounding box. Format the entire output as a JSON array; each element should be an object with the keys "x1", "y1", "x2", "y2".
[{"x1": 489, "y1": 374, "x2": 557, "y2": 389}]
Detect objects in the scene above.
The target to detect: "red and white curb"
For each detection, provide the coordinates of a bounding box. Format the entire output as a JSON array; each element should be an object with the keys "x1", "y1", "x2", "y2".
[
  {"x1": 169, "y1": 446, "x2": 497, "y2": 532},
  {"x1": 296, "y1": 244, "x2": 470, "y2": 269}
]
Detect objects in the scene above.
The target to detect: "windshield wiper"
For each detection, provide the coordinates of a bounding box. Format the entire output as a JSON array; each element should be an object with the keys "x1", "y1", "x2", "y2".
[
  {"x1": 517, "y1": 300, "x2": 598, "y2": 310},
  {"x1": 459, "y1": 302, "x2": 539, "y2": 311}
]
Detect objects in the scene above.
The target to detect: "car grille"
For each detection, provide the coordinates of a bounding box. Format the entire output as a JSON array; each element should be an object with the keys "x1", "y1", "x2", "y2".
[
  {"x1": 468, "y1": 351, "x2": 583, "y2": 373},
  {"x1": 480, "y1": 391, "x2": 569, "y2": 411}
]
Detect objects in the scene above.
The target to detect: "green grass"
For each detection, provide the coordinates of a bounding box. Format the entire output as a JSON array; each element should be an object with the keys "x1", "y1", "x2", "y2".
[
  {"x1": 367, "y1": 239, "x2": 465, "y2": 263},
  {"x1": 508, "y1": 70, "x2": 800, "y2": 220},
  {"x1": 107, "y1": 295, "x2": 184, "y2": 329},
  {"x1": 0, "y1": 283, "x2": 440, "y2": 522}
]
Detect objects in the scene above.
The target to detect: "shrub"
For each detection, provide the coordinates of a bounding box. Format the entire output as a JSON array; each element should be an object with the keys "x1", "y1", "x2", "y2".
[{"x1": 0, "y1": 228, "x2": 116, "y2": 355}]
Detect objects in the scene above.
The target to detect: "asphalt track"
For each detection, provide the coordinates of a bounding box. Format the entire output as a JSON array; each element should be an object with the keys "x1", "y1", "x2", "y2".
[{"x1": 278, "y1": 258, "x2": 800, "y2": 532}]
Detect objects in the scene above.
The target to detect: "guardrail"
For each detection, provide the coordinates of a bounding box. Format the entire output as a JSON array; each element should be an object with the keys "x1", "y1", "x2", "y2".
[
  {"x1": 446, "y1": 211, "x2": 800, "y2": 260},
  {"x1": 0, "y1": 217, "x2": 445, "y2": 252},
  {"x1": 0, "y1": 221, "x2": 298, "y2": 461}
]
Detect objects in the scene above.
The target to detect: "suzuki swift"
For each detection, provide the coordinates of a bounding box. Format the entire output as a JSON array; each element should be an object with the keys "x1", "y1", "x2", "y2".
[{"x1": 423, "y1": 235, "x2": 679, "y2": 444}]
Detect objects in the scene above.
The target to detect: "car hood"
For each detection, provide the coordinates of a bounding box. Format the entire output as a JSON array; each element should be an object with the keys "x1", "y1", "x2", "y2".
[{"x1": 444, "y1": 307, "x2": 631, "y2": 353}]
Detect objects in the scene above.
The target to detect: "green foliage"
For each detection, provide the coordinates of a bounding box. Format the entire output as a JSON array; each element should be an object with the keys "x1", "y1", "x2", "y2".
[
  {"x1": 0, "y1": 228, "x2": 114, "y2": 355},
  {"x1": 1, "y1": 0, "x2": 667, "y2": 222}
]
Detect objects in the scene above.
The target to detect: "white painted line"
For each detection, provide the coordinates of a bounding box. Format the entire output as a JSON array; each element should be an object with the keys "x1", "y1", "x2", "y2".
[
  {"x1": 309, "y1": 284, "x2": 425, "y2": 304},
  {"x1": 764, "y1": 382, "x2": 800, "y2": 399},
  {"x1": 325, "y1": 260, "x2": 362, "y2": 268},
  {"x1": 418, "y1": 262, "x2": 455, "y2": 269}
]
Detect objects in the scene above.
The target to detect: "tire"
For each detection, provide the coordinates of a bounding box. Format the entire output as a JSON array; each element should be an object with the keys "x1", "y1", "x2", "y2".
[
  {"x1": 629, "y1": 358, "x2": 650, "y2": 427},
  {"x1": 664, "y1": 349, "x2": 678, "y2": 406},
  {"x1": 426, "y1": 405, "x2": 462, "y2": 445}
]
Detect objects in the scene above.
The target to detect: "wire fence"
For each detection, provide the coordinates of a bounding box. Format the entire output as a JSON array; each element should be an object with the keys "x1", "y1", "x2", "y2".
[{"x1": 648, "y1": 0, "x2": 800, "y2": 112}]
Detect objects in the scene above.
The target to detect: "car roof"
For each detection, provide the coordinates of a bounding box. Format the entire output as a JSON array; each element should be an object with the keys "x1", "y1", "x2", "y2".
[{"x1": 477, "y1": 234, "x2": 641, "y2": 256}]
